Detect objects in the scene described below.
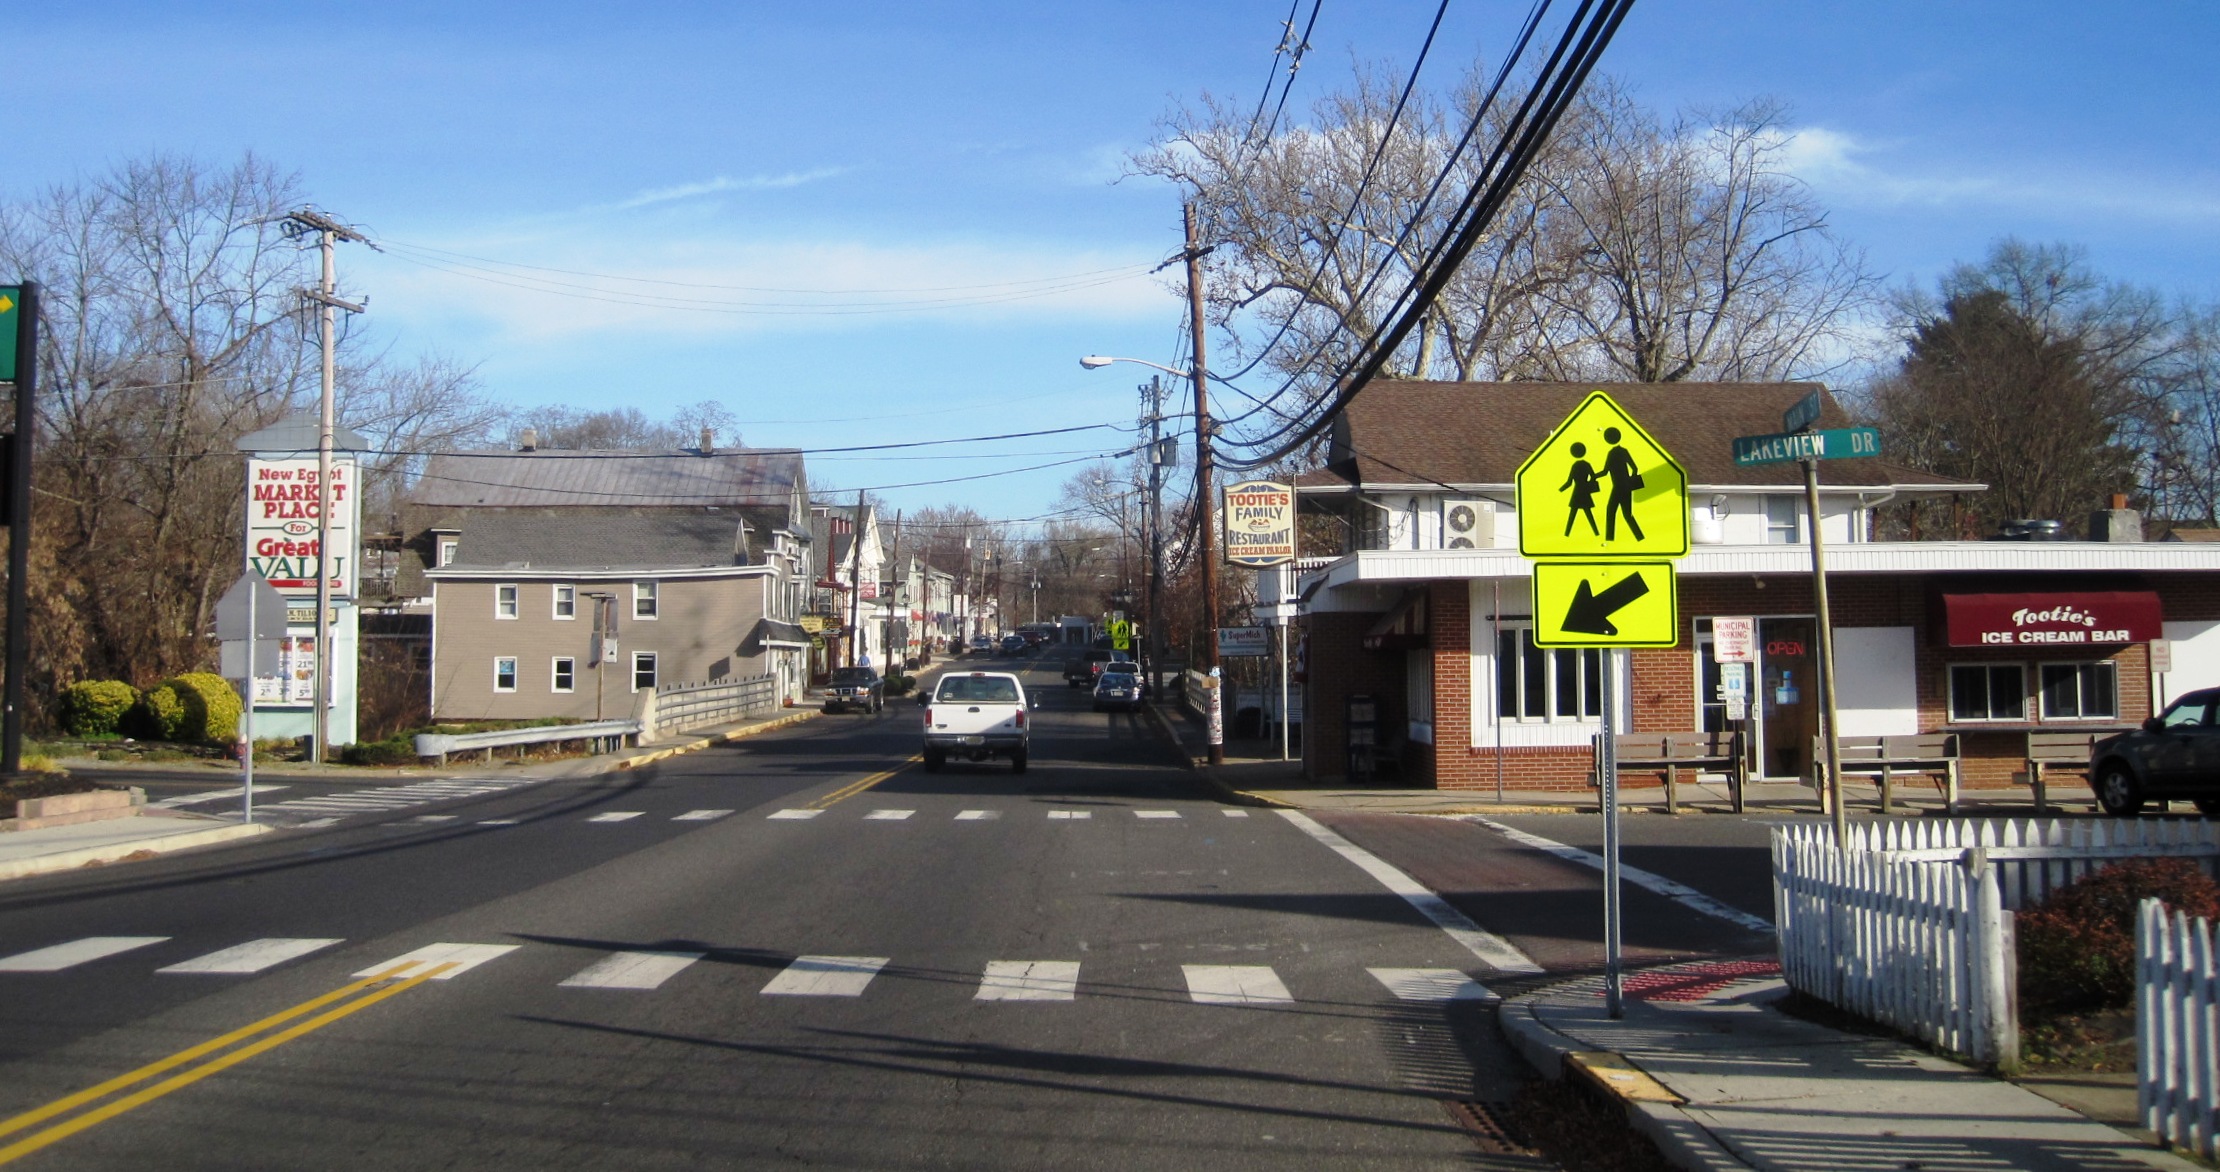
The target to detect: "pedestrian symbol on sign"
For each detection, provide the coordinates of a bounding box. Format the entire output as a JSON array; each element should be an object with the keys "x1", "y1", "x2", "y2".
[{"x1": 1516, "y1": 392, "x2": 1688, "y2": 559}]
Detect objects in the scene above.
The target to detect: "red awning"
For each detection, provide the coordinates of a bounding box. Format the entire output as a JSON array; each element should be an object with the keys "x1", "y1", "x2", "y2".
[
  {"x1": 1941, "y1": 591, "x2": 2162, "y2": 648},
  {"x1": 1362, "y1": 591, "x2": 1429, "y2": 652}
]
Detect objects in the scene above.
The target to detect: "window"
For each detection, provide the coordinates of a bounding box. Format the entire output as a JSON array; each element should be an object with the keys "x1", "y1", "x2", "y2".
[
  {"x1": 633, "y1": 651, "x2": 657, "y2": 692},
  {"x1": 437, "y1": 538, "x2": 458, "y2": 567},
  {"x1": 1765, "y1": 495, "x2": 1802, "y2": 544},
  {"x1": 2040, "y1": 661, "x2": 2118, "y2": 720},
  {"x1": 493, "y1": 656, "x2": 518, "y2": 692},
  {"x1": 634, "y1": 580, "x2": 659, "y2": 619},
  {"x1": 1496, "y1": 628, "x2": 1602, "y2": 720},
  {"x1": 551, "y1": 656, "x2": 575, "y2": 693},
  {"x1": 1948, "y1": 664, "x2": 2025, "y2": 722},
  {"x1": 495, "y1": 584, "x2": 518, "y2": 619},
  {"x1": 552, "y1": 584, "x2": 575, "y2": 619}
]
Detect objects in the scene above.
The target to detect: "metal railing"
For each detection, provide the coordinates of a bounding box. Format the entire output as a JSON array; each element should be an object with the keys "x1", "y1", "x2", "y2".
[
  {"x1": 413, "y1": 719, "x2": 640, "y2": 765},
  {"x1": 652, "y1": 674, "x2": 779, "y2": 736},
  {"x1": 2140, "y1": 898, "x2": 2218, "y2": 1159}
]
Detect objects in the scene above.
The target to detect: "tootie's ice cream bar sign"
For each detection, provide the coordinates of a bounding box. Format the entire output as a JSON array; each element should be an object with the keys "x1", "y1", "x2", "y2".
[{"x1": 1943, "y1": 592, "x2": 2161, "y2": 647}]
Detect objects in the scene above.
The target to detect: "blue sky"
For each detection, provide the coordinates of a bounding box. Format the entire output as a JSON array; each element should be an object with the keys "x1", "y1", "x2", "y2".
[{"x1": 9, "y1": 2, "x2": 2217, "y2": 524}]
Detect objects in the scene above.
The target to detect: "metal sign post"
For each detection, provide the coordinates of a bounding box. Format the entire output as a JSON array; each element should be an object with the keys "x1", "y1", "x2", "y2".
[
  {"x1": 217, "y1": 571, "x2": 286, "y2": 821},
  {"x1": 1, "y1": 283, "x2": 33, "y2": 776},
  {"x1": 1599, "y1": 650, "x2": 1624, "y2": 1018}
]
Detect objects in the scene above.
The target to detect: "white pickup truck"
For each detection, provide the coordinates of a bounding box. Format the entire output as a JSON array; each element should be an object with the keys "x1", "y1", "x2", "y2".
[{"x1": 922, "y1": 671, "x2": 1029, "y2": 773}]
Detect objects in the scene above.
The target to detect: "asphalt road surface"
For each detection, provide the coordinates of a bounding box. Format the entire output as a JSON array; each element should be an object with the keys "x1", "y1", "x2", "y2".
[{"x1": 0, "y1": 658, "x2": 1632, "y2": 1170}]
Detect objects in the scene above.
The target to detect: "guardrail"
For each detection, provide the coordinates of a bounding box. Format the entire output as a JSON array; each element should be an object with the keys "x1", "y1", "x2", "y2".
[
  {"x1": 2140, "y1": 898, "x2": 2218, "y2": 1160},
  {"x1": 651, "y1": 674, "x2": 779, "y2": 737},
  {"x1": 414, "y1": 719, "x2": 641, "y2": 765}
]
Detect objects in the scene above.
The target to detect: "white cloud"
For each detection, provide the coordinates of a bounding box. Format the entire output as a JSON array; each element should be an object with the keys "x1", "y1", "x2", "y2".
[
  {"x1": 1779, "y1": 124, "x2": 2220, "y2": 222},
  {"x1": 607, "y1": 168, "x2": 847, "y2": 210}
]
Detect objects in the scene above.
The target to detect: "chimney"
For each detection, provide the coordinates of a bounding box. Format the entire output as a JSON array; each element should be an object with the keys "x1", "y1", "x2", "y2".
[
  {"x1": 519, "y1": 427, "x2": 538, "y2": 452},
  {"x1": 700, "y1": 426, "x2": 715, "y2": 455},
  {"x1": 2089, "y1": 493, "x2": 2143, "y2": 543}
]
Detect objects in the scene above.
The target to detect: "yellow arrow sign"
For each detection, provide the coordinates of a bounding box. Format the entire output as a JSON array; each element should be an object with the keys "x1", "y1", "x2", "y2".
[
  {"x1": 1530, "y1": 562, "x2": 1679, "y2": 648},
  {"x1": 0, "y1": 294, "x2": 14, "y2": 315},
  {"x1": 1515, "y1": 392, "x2": 1689, "y2": 559}
]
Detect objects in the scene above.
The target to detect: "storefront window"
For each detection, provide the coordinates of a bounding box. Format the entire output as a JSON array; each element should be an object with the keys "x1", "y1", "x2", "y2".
[
  {"x1": 1949, "y1": 664, "x2": 2025, "y2": 722},
  {"x1": 1497, "y1": 628, "x2": 1600, "y2": 721},
  {"x1": 2039, "y1": 662, "x2": 2118, "y2": 720}
]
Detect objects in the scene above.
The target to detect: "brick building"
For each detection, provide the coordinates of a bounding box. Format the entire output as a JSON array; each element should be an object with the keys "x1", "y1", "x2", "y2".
[{"x1": 1272, "y1": 381, "x2": 2220, "y2": 792}]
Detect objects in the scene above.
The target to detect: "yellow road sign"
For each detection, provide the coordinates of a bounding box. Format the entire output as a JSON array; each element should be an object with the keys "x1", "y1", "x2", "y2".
[
  {"x1": 1530, "y1": 562, "x2": 1678, "y2": 648},
  {"x1": 1107, "y1": 618, "x2": 1133, "y2": 651},
  {"x1": 1515, "y1": 392, "x2": 1688, "y2": 559}
]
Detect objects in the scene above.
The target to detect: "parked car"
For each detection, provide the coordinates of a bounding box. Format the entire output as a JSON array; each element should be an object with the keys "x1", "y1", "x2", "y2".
[
  {"x1": 923, "y1": 671, "x2": 1029, "y2": 772},
  {"x1": 822, "y1": 666, "x2": 883, "y2": 714},
  {"x1": 1063, "y1": 648, "x2": 1120, "y2": 688},
  {"x1": 1000, "y1": 634, "x2": 1026, "y2": 655},
  {"x1": 1092, "y1": 668, "x2": 1143, "y2": 713},
  {"x1": 2089, "y1": 686, "x2": 2220, "y2": 816}
]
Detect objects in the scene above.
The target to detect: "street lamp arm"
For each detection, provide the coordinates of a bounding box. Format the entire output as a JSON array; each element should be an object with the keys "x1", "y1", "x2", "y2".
[{"x1": 1079, "y1": 355, "x2": 1192, "y2": 380}]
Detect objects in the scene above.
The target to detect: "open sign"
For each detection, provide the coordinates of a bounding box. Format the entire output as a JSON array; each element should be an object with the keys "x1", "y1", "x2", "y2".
[{"x1": 1766, "y1": 640, "x2": 1807, "y2": 657}]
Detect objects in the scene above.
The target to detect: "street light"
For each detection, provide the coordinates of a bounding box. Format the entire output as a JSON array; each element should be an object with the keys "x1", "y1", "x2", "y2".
[{"x1": 1079, "y1": 355, "x2": 1189, "y2": 379}]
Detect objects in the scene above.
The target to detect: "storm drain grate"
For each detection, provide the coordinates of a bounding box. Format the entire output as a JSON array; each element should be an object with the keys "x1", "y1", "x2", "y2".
[{"x1": 1444, "y1": 1099, "x2": 1533, "y2": 1155}]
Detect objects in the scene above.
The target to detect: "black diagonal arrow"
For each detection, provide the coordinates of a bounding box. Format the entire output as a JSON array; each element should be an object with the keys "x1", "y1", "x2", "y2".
[{"x1": 1561, "y1": 570, "x2": 1652, "y2": 637}]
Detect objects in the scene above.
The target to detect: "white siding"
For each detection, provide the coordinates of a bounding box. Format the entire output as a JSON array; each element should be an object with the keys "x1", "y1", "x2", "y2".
[{"x1": 2159, "y1": 620, "x2": 2220, "y2": 705}]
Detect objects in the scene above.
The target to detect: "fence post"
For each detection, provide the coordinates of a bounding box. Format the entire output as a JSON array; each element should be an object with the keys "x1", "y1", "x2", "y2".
[{"x1": 1966, "y1": 846, "x2": 2019, "y2": 1072}]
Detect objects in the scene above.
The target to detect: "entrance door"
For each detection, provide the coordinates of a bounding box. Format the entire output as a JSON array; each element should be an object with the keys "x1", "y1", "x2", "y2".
[{"x1": 1758, "y1": 617, "x2": 1817, "y2": 780}]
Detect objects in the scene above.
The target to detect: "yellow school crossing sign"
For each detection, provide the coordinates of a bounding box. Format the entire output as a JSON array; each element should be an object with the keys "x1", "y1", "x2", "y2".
[
  {"x1": 1515, "y1": 392, "x2": 1688, "y2": 559},
  {"x1": 1516, "y1": 392, "x2": 1687, "y2": 647}
]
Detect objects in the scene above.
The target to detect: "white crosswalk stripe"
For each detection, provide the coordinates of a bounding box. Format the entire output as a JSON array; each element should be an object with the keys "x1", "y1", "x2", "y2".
[
  {"x1": 257, "y1": 777, "x2": 538, "y2": 824},
  {"x1": 1046, "y1": 810, "x2": 1091, "y2": 820},
  {"x1": 1183, "y1": 965, "x2": 1293, "y2": 1005},
  {"x1": 673, "y1": 809, "x2": 733, "y2": 821},
  {"x1": 0, "y1": 937, "x2": 170, "y2": 972},
  {"x1": 354, "y1": 943, "x2": 519, "y2": 981},
  {"x1": 954, "y1": 810, "x2": 1000, "y2": 821},
  {"x1": 414, "y1": 815, "x2": 458, "y2": 823},
  {"x1": 479, "y1": 819, "x2": 519, "y2": 826},
  {"x1": 159, "y1": 938, "x2": 342, "y2": 975},
  {"x1": 1368, "y1": 967, "x2": 1498, "y2": 1003},
  {"x1": 149, "y1": 784, "x2": 289, "y2": 809},
  {"x1": 767, "y1": 809, "x2": 821, "y2": 820},
  {"x1": 976, "y1": 960, "x2": 1080, "y2": 1001},
  {"x1": 1222, "y1": 810, "x2": 1251, "y2": 818},
  {"x1": 864, "y1": 809, "x2": 915, "y2": 821},
  {"x1": 585, "y1": 812, "x2": 644, "y2": 823},
  {"x1": 560, "y1": 950, "x2": 704, "y2": 990},
  {"x1": 1134, "y1": 810, "x2": 1182, "y2": 819},
  {"x1": 761, "y1": 955, "x2": 887, "y2": 997}
]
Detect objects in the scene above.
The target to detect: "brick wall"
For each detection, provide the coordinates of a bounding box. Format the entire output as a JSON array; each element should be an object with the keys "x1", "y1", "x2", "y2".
[{"x1": 1300, "y1": 611, "x2": 1404, "y2": 783}]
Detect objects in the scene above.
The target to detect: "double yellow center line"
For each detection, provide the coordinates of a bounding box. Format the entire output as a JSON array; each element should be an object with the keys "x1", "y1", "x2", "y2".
[
  {"x1": 0, "y1": 961, "x2": 454, "y2": 1165},
  {"x1": 806, "y1": 756, "x2": 918, "y2": 810}
]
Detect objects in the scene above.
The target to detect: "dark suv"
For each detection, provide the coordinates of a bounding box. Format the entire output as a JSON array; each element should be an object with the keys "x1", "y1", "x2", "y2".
[
  {"x1": 1063, "y1": 648, "x2": 1119, "y2": 688},
  {"x1": 2088, "y1": 686, "x2": 2220, "y2": 816},
  {"x1": 823, "y1": 666, "x2": 884, "y2": 715}
]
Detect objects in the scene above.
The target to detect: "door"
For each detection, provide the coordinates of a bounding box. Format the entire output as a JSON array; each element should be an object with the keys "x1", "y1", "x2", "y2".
[{"x1": 1758, "y1": 617, "x2": 1817, "y2": 780}]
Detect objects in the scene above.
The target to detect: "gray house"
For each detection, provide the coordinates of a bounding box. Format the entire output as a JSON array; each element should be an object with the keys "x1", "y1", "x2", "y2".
[{"x1": 405, "y1": 442, "x2": 815, "y2": 719}]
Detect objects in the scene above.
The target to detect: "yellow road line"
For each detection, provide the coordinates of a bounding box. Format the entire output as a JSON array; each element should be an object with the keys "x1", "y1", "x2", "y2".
[
  {"x1": 807, "y1": 757, "x2": 918, "y2": 809},
  {"x1": 0, "y1": 963, "x2": 451, "y2": 1165}
]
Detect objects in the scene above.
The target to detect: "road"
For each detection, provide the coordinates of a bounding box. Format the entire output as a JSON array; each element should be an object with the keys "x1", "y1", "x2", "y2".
[{"x1": 12, "y1": 655, "x2": 1698, "y2": 1170}]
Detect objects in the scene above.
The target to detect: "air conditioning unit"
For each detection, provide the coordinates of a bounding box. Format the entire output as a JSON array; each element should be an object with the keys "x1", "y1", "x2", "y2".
[{"x1": 1441, "y1": 499, "x2": 1495, "y2": 549}]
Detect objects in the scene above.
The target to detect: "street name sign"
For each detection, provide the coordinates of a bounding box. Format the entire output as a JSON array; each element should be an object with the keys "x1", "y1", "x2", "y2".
[
  {"x1": 1782, "y1": 388, "x2": 1823, "y2": 433},
  {"x1": 1731, "y1": 427, "x2": 1880, "y2": 467},
  {"x1": 1516, "y1": 392, "x2": 1689, "y2": 559},
  {"x1": 1529, "y1": 562, "x2": 1678, "y2": 648},
  {"x1": 0, "y1": 286, "x2": 17, "y2": 382}
]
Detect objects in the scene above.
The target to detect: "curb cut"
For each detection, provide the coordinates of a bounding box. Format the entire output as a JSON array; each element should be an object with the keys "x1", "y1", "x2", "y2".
[
  {"x1": 614, "y1": 710, "x2": 823, "y2": 771},
  {"x1": 0, "y1": 821, "x2": 275, "y2": 882},
  {"x1": 1499, "y1": 981, "x2": 1753, "y2": 1172}
]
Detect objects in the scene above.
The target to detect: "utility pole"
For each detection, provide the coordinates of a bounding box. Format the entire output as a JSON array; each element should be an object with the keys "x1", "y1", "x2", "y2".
[
  {"x1": 284, "y1": 209, "x2": 370, "y2": 764},
  {"x1": 1143, "y1": 376, "x2": 1168, "y2": 699},
  {"x1": 2, "y1": 282, "x2": 37, "y2": 776},
  {"x1": 882, "y1": 510, "x2": 902, "y2": 673},
  {"x1": 1184, "y1": 203, "x2": 1224, "y2": 765},
  {"x1": 847, "y1": 491, "x2": 866, "y2": 668}
]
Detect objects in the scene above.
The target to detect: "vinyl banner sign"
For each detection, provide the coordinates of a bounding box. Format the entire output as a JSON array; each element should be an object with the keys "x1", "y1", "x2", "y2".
[
  {"x1": 1942, "y1": 592, "x2": 2162, "y2": 648},
  {"x1": 245, "y1": 457, "x2": 359, "y2": 599},
  {"x1": 1222, "y1": 479, "x2": 1295, "y2": 567}
]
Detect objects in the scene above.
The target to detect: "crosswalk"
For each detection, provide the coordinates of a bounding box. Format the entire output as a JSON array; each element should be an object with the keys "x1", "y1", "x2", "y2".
[
  {"x1": 0, "y1": 935, "x2": 1501, "y2": 1005},
  {"x1": 770, "y1": 807, "x2": 1251, "y2": 822}
]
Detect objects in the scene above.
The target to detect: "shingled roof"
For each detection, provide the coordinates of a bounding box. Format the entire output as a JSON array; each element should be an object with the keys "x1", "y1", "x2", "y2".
[
  {"x1": 434, "y1": 507, "x2": 777, "y2": 573},
  {"x1": 412, "y1": 448, "x2": 805, "y2": 508},
  {"x1": 1314, "y1": 381, "x2": 1976, "y2": 490}
]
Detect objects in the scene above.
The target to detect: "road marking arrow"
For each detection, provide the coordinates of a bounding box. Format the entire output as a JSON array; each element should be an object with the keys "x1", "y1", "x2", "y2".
[
  {"x1": 0, "y1": 294, "x2": 14, "y2": 315},
  {"x1": 1561, "y1": 571, "x2": 1651, "y2": 637}
]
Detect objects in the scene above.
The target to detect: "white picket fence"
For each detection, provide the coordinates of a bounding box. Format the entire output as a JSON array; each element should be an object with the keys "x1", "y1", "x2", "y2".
[
  {"x1": 1773, "y1": 817, "x2": 2220, "y2": 1068},
  {"x1": 2140, "y1": 899, "x2": 2219, "y2": 1159}
]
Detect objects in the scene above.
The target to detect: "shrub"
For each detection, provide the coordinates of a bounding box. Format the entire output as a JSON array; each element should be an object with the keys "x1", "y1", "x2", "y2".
[
  {"x1": 2016, "y1": 858, "x2": 2220, "y2": 1013},
  {"x1": 57, "y1": 680, "x2": 140, "y2": 737},
  {"x1": 340, "y1": 738, "x2": 419, "y2": 766},
  {"x1": 883, "y1": 672, "x2": 913, "y2": 696},
  {"x1": 136, "y1": 673, "x2": 243, "y2": 744}
]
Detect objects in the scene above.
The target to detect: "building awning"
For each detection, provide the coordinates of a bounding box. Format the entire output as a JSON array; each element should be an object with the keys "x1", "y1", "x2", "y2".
[
  {"x1": 753, "y1": 618, "x2": 812, "y2": 650},
  {"x1": 1362, "y1": 591, "x2": 1430, "y2": 651},
  {"x1": 1941, "y1": 591, "x2": 2162, "y2": 648}
]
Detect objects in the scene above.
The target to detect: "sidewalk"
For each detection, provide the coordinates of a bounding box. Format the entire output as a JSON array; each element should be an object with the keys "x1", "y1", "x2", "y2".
[
  {"x1": 0, "y1": 812, "x2": 271, "y2": 881},
  {"x1": 1501, "y1": 960, "x2": 2199, "y2": 1172}
]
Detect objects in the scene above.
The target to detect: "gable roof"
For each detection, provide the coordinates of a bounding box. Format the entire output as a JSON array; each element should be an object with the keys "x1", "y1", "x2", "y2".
[
  {"x1": 437, "y1": 507, "x2": 768, "y2": 573},
  {"x1": 412, "y1": 448, "x2": 806, "y2": 510},
  {"x1": 1317, "y1": 381, "x2": 1977, "y2": 491}
]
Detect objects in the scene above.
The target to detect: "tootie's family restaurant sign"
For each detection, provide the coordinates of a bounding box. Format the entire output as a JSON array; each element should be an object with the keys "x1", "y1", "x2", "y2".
[{"x1": 1942, "y1": 592, "x2": 2162, "y2": 647}]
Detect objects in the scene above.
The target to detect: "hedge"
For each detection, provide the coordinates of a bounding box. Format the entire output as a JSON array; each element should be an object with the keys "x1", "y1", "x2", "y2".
[
  {"x1": 57, "y1": 680, "x2": 140, "y2": 737},
  {"x1": 2017, "y1": 858, "x2": 2220, "y2": 1013},
  {"x1": 137, "y1": 673, "x2": 243, "y2": 744}
]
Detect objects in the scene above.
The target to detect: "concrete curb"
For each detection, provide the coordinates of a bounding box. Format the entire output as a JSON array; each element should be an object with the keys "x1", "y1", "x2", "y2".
[
  {"x1": 0, "y1": 821, "x2": 275, "y2": 882},
  {"x1": 1499, "y1": 983, "x2": 1754, "y2": 1172},
  {"x1": 613, "y1": 709, "x2": 823, "y2": 771},
  {"x1": 1137, "y1": 702, "x2": 1284, "y2": 808}
]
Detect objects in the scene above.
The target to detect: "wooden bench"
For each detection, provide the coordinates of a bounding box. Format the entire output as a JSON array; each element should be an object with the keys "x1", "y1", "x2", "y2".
[
  {"x1": 1599, "y1": 731, "x2": 1748, "y2": 814},
  {"x1": 2025, "y1": 730, "x2": 2110, "y2": 815},
  {"x1": 1825, "y1": 732, "x2": 1962, "y2": 815}
]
